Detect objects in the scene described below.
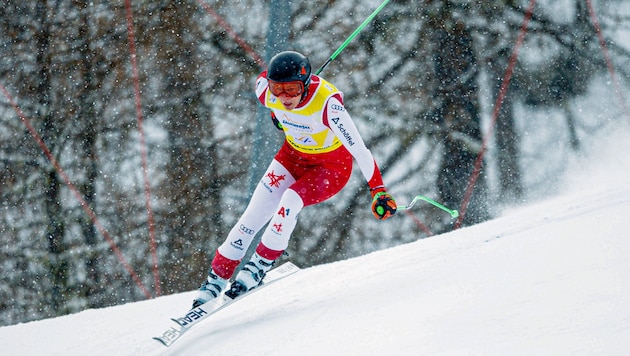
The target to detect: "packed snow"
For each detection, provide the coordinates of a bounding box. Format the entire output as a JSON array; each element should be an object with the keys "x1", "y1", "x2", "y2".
[{"x1": 1, "y1": 127, "x2": 629, "y2": 355}]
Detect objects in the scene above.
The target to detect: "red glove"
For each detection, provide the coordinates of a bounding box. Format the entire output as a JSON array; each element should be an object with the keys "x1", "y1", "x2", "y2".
[{"x1": 370, "y1": 186, "x2": 397, "y2": 220}]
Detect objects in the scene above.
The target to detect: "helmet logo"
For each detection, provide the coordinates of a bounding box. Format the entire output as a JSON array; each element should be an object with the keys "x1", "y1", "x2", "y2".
[{"x1": 300, "y1": 66, "x2": 307, "y2": 75}]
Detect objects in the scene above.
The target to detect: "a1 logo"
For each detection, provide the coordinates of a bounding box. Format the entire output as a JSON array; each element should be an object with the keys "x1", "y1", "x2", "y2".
[{"x1": 277, "y1": 206, "x2": 290, "y2": 217}]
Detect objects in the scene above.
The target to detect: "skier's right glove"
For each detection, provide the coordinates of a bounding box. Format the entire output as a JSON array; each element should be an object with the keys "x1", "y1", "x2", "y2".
[
  {"x1": 270, "y1": 112, "x2": 283, "y2": 131},
  {"x1": 370, "y1": 186, "x2": 397, "y2": 220}
]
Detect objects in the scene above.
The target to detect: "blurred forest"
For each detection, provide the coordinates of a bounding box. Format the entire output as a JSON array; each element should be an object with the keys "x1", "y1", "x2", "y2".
[{"x1": 1, "y1": 0, "x2": 629, "y2": 326}]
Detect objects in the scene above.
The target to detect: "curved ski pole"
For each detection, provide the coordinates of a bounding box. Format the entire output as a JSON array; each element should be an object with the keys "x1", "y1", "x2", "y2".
[{"x1": 397, "y1": 195, "x2": 459, "y2": 219}]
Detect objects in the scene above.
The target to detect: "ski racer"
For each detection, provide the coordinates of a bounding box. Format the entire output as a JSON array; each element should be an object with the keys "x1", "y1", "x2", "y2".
[{"x1": 193, "y1": 50, "x2": 397, "y2": 307}]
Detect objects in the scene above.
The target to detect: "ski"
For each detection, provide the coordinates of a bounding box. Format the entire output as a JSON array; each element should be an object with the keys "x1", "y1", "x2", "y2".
[{"x1": 153, "y1": 261, "x2": 300, "y2": 347}]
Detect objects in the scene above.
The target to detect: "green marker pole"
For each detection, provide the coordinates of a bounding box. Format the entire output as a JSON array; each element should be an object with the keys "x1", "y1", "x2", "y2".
[{"x1": 315, "y1": 0, "x2": 391, "y2": 75}]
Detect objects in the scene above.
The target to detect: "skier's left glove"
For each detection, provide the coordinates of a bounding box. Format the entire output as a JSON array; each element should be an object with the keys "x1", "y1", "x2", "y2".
[{"x1": 370, "y1": 186, "x2": 397, "y2": 220}]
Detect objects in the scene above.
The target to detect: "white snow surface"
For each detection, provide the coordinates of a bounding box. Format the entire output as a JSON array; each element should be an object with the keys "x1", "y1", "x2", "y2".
[{"x1": 2, "y1": 131, "x2": 630, "y2": 355}]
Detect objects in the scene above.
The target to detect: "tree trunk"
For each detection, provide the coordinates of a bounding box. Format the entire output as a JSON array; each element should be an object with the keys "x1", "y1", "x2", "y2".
[
  {"x1": 35, "y1": 0, "x2": 70, "y2": 316},
  {"x1": 432, "y1": 18, "x2": 491, "y2": 227},
  {"x1": 77, "y1": 0, "x2": 101, "y2": 307}
]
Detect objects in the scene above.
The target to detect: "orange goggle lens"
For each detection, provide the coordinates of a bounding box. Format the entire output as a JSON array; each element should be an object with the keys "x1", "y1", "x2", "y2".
[{"x1": 268, "y1": 80, "x2": 304, "y2": 98}]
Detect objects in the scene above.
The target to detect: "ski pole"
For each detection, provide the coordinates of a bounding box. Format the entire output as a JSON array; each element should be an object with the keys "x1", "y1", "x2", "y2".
[
  {"x1": 397, "y1": 195, "x2": 459, "y2": 219},
  {"x1": 315, "y1": 0, "x2": 391, "y2": 75}
]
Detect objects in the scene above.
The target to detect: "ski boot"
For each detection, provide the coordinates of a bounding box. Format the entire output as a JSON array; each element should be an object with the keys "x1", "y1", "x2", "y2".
[
  {"x1": 225, "y1": 253, "x2": 274, "y2": 299},
  {"x1": 192, "y1": 270, "x2": 228, "y2": 308}
]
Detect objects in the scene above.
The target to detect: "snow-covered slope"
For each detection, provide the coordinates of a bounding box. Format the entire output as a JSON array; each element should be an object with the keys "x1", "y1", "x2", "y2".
[{"x1": 2, "y1": 132, "x2": 630, "y2": 355}]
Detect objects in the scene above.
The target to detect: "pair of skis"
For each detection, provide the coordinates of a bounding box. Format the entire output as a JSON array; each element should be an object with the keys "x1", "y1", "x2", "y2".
[{"x1": 153, "y1": 262, "x2": 300, "y2": 347}]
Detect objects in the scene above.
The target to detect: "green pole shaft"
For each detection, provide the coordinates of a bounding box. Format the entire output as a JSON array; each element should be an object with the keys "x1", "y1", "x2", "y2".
[
  {"x1": 398, "y1": 195, "x2": 460, "y2": 219},
  {"x1": 315, "y1": 0, "x2": 391, "y2": 75}
]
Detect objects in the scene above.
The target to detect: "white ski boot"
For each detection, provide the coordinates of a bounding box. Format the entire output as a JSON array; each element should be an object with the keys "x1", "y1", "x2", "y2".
[
  {"x1": 225, "y1": 253, "x2": 274, "y2": 298},
  {"x1": 192, "y1": 270, "x2": 228, "y2": 308}
]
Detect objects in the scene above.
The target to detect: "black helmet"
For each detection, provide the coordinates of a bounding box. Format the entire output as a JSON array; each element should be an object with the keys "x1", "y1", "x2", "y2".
[{"x1": 267, "y1": 51, "x2": 311, "y2": 87}]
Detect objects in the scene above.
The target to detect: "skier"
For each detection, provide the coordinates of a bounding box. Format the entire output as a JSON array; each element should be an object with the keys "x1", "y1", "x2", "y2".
[{"x1": 193, "y1": 50, "x2": 397, "y2": 307}]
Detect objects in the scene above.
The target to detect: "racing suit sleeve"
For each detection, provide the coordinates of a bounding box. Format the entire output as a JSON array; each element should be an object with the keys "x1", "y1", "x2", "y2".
[
  {"x1": 255, "y1": 71, "x2": 269, "y2": 105},
  {"x1": 323, "y1": 94, "x2": 385, "y2": 189}
]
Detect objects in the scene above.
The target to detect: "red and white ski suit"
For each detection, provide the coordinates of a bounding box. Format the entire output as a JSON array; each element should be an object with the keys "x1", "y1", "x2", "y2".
[{"x1": 211, "y1": 72, "x2": 386, "y2": 278}]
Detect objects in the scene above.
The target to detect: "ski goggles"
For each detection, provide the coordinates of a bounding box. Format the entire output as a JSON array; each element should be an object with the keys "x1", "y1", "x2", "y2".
[{"x1": 268, "y1": 80, "x2": 304, "y2": 98}]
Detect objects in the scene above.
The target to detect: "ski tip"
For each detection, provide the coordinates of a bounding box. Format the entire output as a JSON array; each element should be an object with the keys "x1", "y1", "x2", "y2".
[
  {"x1": 152, "y1": 325, "x2": 185, "y2": 347},
  {"x1": 152, "y1": 336, "x2": 171, "y2": 347}
]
